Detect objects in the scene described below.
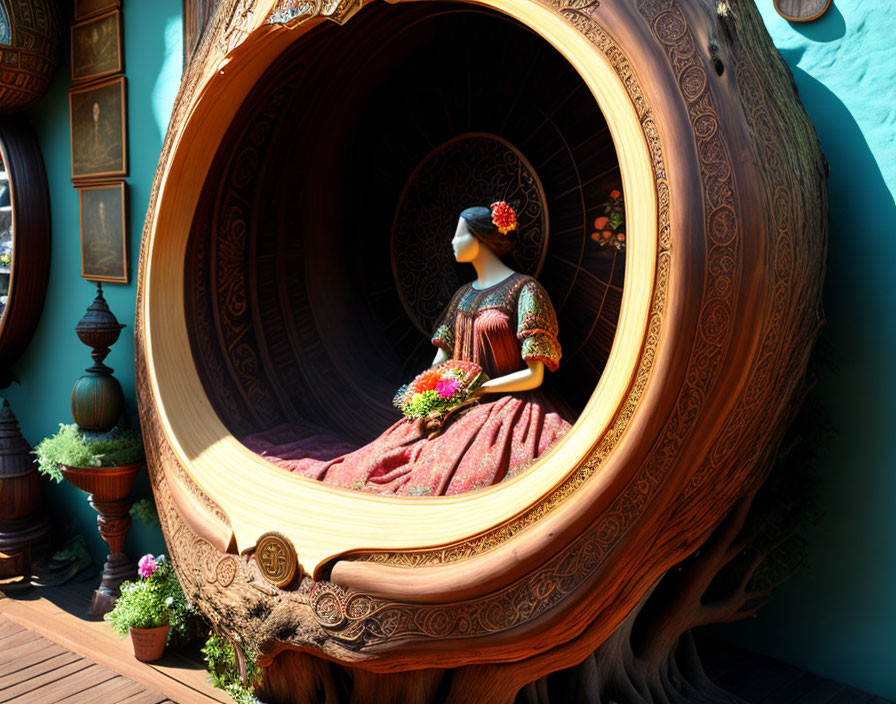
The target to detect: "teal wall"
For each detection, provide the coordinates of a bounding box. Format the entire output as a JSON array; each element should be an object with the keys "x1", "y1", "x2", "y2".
[
  {"x1": 3, "y1": 0, "x2": 895, "y2": 699},
  {"x1": 2, "y1": 0, "x2": 182, "y2": 565},
  {"x1": 718, "y1": 1, "x2": 896, "y2": 700}
]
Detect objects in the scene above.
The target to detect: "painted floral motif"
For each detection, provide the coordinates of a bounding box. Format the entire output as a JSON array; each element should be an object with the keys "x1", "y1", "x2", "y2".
[{"x1": 591, "y1": 188, "x2": 626, "y2": 252}]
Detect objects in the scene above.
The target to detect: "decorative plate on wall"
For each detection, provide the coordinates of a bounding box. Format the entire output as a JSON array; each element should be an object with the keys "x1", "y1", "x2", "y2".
[{"x1": 774, "y1": 0, "x2": 832, "y2": 22}]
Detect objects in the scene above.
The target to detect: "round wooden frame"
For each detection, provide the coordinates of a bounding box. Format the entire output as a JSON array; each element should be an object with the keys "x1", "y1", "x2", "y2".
[
  {"x1": 136, "y1": 0, "x2": 826, "y2": 676},
  {"x1": 0, "y1": 117, "x2": 51, "y2": 384}
]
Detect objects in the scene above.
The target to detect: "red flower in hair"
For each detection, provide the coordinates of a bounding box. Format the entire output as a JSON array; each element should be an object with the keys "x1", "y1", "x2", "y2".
[{"x1": 490, "y1": 201, "x2": 518, "y2": 235}]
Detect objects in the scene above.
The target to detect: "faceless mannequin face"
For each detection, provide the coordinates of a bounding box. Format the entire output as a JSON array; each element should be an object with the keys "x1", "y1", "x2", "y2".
[{"x1": 452, "y1": 217, "x2": 480, "y2": 263}]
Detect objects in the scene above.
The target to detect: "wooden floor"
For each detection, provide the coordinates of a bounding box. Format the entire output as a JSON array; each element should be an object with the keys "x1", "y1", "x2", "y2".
[
  {"x1": 0, "y1": 615, "x2": 178, "y2": 703},
  {"x1": 0, "y1": 574, "x2": 891, "y2": 704},
  {"x1": 0, "y1": 577, "x2": 227, "y2": 704}
]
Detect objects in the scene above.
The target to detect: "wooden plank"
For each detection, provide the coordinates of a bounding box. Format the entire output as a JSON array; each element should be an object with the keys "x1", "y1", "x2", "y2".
[
  {"x1": 0, "y1": 635, "x2": 68, "y2": 667},
  {"x1": 0, "y1": 659, "x2": 95, "y2": 703},
  {"x1": 0, "y1": 626, "x2": 44, "y2": 649},
  {"x1": 0, "y1": 592, "x2": 228, "y2": 703},
  {"x1": 0, "y1": 617, "x2": 25, "y2": 638},
  {"x1": 56, "y1": 674, "x2": 149, "y2": 703},
  {"x1": 11, "y1": 663, "x2": 120, "y2": 704},
  {"x1": 117, "y1": 691, "x2": 171, "y2": 704},
  {"x1": 0, "y1": 650, "x2": 82, "y2": 688}
]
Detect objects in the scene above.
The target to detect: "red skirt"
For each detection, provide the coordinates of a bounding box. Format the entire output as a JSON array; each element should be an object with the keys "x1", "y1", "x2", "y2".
[{"x1": 243, "y1": 392, "x2": 570, "y2": 496}]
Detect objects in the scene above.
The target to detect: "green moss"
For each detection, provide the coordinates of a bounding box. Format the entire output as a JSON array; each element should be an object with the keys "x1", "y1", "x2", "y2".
[{"x1": 34, "y1": 423, "x2": 143, "y2": 482}]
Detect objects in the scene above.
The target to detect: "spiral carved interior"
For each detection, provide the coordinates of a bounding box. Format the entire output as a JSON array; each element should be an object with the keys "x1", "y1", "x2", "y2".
[{"x1": 185, "y1": 4, "x2": 624, "y2": 447}]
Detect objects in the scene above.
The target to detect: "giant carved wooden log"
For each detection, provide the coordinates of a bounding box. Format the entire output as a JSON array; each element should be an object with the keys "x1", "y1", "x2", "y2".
[{"x1": 136, "y1": 0, "x2": 826, "y2": 701}]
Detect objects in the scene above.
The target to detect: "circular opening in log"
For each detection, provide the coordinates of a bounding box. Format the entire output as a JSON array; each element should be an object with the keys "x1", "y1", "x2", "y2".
[
  {"x1": 144, "y1": 0, "x2": 657, "y2": 567},
  {"x1": 184, "y1": 4, "x2": 626, "y2": 488}
]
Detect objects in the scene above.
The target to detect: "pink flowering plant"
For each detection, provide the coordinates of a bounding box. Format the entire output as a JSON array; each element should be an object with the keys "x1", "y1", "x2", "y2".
[
  {"x1": 393, "y1": 360, "x2": 488, "y2": 420},
  {"x1": 106, "y1": 553, "x2": 200, "y2": 645}
]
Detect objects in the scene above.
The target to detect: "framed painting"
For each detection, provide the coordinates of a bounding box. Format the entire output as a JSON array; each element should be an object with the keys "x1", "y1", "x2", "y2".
[
  {"x1": 74, "y1": 0, "x2": 120, "y2": 21},
  {"x1": 72, "y1": 10, "x2": 123, "y2": 84},
  {"x1": 69, "y1": 76, "x2": 127, "y2": 181},
  {"x1": 78, "y1": 181, "x2": 128, "y2": 284}
]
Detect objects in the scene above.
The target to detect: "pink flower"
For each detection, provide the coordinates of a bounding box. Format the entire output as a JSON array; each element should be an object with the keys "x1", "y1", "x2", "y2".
[
  {"x1": 138, "y1": 554, "x2": 158, "y2": 579},
  {"x1": 436, "y1": 377, "x2": 461, "y2": 398}
]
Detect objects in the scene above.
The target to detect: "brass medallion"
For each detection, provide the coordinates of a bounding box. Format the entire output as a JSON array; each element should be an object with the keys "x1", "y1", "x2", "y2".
[{"x1": 255, "y1": 532, "x2": 298, "y2": 588}]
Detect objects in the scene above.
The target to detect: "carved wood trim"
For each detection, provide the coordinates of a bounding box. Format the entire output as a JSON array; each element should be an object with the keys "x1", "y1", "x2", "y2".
[
  {"x1": 0, "y1": 116, "x2": 51, "y2": 384},
  {"x1": 135, "y1": 0, "x2": 825, "y2": 674}
]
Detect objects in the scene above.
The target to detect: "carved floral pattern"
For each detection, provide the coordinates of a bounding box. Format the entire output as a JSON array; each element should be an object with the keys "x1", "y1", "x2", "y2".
[{"x1": 135, "y1": 0, "x2": 823, "y2": 665}]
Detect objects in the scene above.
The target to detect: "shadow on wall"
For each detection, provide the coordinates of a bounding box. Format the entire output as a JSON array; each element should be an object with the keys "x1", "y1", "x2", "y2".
[
  {"x1": 718, "y1": 52, "x2": 896, "y2": 700},
  {"x1": 785, "y1": 2, "x2": 845, "y2": 42}
]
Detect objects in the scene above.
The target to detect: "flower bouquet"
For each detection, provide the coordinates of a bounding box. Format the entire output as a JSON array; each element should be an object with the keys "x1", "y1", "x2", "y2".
[{"x1": 394, "y1": 360, "x2": 488, "y2": 422}]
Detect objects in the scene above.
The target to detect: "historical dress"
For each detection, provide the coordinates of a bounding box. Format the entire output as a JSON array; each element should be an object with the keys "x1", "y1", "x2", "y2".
[{"x1": 244, "y1": 272, "x2": 571, "y2": 495}]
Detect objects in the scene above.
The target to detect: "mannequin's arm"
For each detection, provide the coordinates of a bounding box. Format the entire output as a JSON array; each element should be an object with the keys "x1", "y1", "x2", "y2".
[{"x1": 477, "y1": 360, "x2": 544, "y2": 395}]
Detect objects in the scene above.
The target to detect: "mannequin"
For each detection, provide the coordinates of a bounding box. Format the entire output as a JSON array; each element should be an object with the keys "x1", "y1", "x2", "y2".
[
  {"x1": 245, "y1": 203, "x2": 571, "y2": 495},
  {"x1": 431, "y1": 214, "x2": 545, "y2": 395}
]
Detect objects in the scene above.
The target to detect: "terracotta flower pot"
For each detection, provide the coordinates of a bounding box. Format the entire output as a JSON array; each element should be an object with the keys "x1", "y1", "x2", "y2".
[
  {"x1": 59, "y1": 462, "x2": 142, "y2": 502},
  {"x1": 129, "y1": 623, "x2": 170, "y2": 662}
]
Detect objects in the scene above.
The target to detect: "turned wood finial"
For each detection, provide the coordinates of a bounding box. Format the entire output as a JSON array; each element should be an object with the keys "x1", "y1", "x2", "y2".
[{"x1": 71, "y1": 283, "x2": 126, "y2": 432}]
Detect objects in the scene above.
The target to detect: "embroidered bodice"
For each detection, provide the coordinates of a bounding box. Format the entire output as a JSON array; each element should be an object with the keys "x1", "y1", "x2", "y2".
[{"x1": 431, "y1": 272, "x2": 561, "y2": 378}]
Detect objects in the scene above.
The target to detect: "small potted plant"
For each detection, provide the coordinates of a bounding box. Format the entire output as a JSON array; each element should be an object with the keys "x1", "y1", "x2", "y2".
[{"x1": 105, "y1": 553, "x2": 195, "y2": 662}]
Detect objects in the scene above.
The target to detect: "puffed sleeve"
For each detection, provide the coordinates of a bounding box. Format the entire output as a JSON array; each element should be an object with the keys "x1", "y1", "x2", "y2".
[
  {"x1": 517, "y1": 279, "x2": 562, "y2": 372},
  {"x1": 431, "y1": 287, "x2": 463, "y2": 353}
]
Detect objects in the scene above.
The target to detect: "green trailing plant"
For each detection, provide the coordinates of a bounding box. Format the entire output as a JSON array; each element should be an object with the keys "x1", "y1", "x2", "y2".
[
  {"x1": 34, "y1": 423, "x2": 143, "y2": 482},
  {"x1": 203, "y1": 634, "x2": 264, "y2": 704},
  {"x1": 130, "y1": 498, "x2": 161, "y2": 528},
  {"x1": 106, "y1": 554, "x2": 203, "y2": 646}
]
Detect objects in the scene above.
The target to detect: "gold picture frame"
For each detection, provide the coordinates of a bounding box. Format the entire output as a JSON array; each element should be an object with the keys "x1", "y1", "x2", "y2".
[
  {"x1": 72, "y1": 10, "x2": 123, "y2": 85},
  {"x1": 78, "y1": 181, "x2": 128, "y2": 284},
  {"x1": 69, "y1": 76, "x2": 128, "y2": 181},
  {"x1": 74, "y1": 0, "x2": 120, "y2": 21}
]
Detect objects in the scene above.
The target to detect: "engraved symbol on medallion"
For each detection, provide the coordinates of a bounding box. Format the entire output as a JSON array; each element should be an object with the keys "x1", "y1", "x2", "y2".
[{"x1": 254, "y1": 532, "x2": 298, "y2": 588}]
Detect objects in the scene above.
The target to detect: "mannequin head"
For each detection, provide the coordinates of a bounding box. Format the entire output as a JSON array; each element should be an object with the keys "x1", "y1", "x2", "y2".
[
  {"x1": 452, "y1": 217, "x2": 481, "y2": 263},
  {"x1": 458, "y1": 205, "x2": 515, "y2": 257}
]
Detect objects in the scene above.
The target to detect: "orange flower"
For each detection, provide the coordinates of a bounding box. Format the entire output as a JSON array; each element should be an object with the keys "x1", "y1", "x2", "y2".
[
  {"x1": 602, "y1": 230, "x2": 613, "y2": 240},
  {"x1": 609, "y1": 189, "x2": 621, "y2": 199},
  {"x1": 412, "y1": 370, "x2": 442, "y2": 393},
  {"x1": 593, "y1": 216, "x2": 609, "y2": 230},
  {"x1": 590, "y1": 231, "x2": 602, "y2": 242}
]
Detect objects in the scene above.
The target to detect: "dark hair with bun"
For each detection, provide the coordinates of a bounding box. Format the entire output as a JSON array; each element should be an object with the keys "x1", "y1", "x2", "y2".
[{"x1": 460, "y1": 205, "x2": 515, "y2": 256}]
